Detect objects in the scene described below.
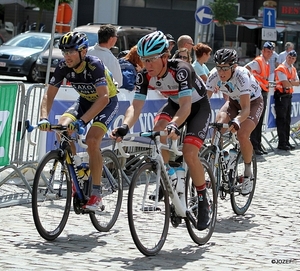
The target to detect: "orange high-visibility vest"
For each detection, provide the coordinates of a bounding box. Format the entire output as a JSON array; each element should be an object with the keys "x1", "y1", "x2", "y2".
[
  {"x1": 275, "y1": 64, "x2": 297, "y2": 94},
  {"x1": 252, "y1": 56, "x2": 270, "y2": 92}
]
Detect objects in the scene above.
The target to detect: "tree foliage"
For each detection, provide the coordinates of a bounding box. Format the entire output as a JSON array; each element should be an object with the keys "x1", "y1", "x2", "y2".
[{"x1": 209, "y1": 0, "x2": 238, "y2": 46}]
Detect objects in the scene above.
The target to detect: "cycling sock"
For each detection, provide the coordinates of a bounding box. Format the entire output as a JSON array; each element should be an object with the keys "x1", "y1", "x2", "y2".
[
  {"x1": 91, "y1": 185, "x2": 102, "y2": 197},
  {"x1": 196, "y1": 183, "x2": 206, "y2": 193},
  {"x1": 244, "y1": 162, "x2": 252, "y2": 177}
]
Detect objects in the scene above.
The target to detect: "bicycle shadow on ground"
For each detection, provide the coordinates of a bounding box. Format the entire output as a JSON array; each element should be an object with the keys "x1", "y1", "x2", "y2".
[
  {"x1": 25, "y1": 229, "x2": 119, "y2": 255},
  {"x1": 100, "y1": 243, "x2": 214, "y2": 270},
  {"x1": 213, "y1": 213, "x2": 259, "y2": 234}
]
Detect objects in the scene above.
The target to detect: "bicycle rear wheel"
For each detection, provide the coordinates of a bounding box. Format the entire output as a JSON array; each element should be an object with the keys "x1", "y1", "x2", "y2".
[
  {"x1": 32, "y1": 150, "x2": 71, "y2": 241},
  {"x1": 90, "y1": 149, "x2": 123, "y2": 232},
  {"x1": 230, "y1": 150, "x2": 257, "y2": 215},
  {"x1": 127, "y1": 162, "x2": 170, "y2": 256},
  {"x1": 185, "y1": 158, "x2": 217, "y2": 245}
]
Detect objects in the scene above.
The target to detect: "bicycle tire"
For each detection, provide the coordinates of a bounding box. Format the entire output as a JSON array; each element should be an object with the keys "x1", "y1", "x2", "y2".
[
  {"x1": 127, "y1": 162, "x2": 170, "y2": 256},
  {"x1": 90, "y1": 149, "x2": 123, "y2": 232},
  {"x1": 200, "y1": 146, "x2": 221, "y2": 193},
  {"x1": 230, "y1": 150, "x2": 257, "y2": 215},
  {"x1": 32, "y1": 150, "x2": 71, "y2": 241},
  {"x1": 185, "y1": 158, "x2": 217, "y2": 245}
]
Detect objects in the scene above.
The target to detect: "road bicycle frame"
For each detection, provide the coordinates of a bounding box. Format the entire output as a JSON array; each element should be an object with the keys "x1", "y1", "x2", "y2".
[{"x1": 118, "y1": 131, "x2": 195, "y2": 223}]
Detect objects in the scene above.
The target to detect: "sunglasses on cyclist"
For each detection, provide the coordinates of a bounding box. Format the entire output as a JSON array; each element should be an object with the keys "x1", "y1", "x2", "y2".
[
  {"x1": 61, "y1": 49, "x2": 78, "y2": 56},
  {"x1": 140, "y1": 53, "x2": 164, "y2": 63},
  {"x1": 178, "y1": 55, "x2": 188, "y2": 60},
  {"x1": 216, "y1": 65, "x2": 233, "y2": 71}
]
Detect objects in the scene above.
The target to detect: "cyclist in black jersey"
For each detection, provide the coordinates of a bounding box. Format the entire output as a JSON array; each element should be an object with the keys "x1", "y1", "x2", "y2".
[
  {"x1": 38, "y1": 32, "x2": 119, "y2": 211},
  {"x1": 111, "y1": 31, "x2": 211, "y2": 231}
]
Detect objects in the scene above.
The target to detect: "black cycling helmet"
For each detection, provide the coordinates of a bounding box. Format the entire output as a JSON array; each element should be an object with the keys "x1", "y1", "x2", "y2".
[
  {"x1": 214, "y1": 48, "x2": 238, "y2": 65},
  {"x1": 59, "y1": 31, "x2": 89, "y2": 51},
  {"x1": 137, "y1": 31, "x2": 169, "y2": 57}
]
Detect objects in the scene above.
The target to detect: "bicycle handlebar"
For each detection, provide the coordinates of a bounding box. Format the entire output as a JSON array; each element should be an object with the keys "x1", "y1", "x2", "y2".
[
  {"x1": 25, "y1": 120, "x2": 87, "y2": 149},
  {"x1": 116, "y1": 130, "x2": 183, "y2": 158},
  {"x1": 209, "y1": 122, "x2": 238, "y2": 144}
]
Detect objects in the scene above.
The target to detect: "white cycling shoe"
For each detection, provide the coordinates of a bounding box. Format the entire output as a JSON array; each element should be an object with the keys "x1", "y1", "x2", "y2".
[{"x1": 241, "y1": 177, "x2": 253, "y2": 195}]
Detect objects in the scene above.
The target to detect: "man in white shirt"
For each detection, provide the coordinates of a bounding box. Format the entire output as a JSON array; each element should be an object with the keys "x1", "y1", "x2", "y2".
[
  {"x1": 87, "y1": 24, "x2": 123, "y2": 87},
  {"x1": 276, "y1": 42, "x2": 294, "y2": 65}
]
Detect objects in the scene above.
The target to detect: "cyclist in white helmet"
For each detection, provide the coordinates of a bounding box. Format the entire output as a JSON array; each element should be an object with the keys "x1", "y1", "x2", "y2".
[
  {"x1": 111, "y1": 30, "x2": 211, "y2": 231},
  {"x1": 206, "y1": 48, "x2": 264, "y2": 195}
]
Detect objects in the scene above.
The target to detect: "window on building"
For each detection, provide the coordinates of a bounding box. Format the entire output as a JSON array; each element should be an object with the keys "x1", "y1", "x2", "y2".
[{"x1": 120, "y1": 0, "x2": 145, "y2": 7}]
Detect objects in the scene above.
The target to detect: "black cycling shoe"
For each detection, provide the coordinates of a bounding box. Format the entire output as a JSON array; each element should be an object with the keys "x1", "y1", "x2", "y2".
[
  {"x1": 149, "y1": 185, "x2": 164, "y2": 201},
  {"x1": 277, "y1": 145, "x2": 291, "y2": 151},
  {"x1": 287, "y1": 143, "x2": 295, "y2": 150},
  {"x1": 197, "y1": 191, "x2": 210, "y2": 231}
]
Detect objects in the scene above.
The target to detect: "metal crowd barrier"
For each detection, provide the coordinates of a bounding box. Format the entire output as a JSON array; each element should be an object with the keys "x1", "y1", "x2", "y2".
[{"x1": 0, "y1": 82, "x2": 46, "y2": 207}]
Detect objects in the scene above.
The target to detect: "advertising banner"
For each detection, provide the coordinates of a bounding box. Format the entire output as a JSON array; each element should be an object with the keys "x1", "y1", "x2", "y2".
[{"x1": 0, "y1": 84, "x2": 18, "y2": 166}]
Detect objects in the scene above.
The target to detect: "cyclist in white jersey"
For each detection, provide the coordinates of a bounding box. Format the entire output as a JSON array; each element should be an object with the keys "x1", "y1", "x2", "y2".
[{"x1": 206, "y1": 48, "x2": 264, "y2": 195}]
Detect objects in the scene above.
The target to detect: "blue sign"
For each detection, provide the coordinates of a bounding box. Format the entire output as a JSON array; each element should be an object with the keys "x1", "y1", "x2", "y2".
[
  {"x1": 263, "y1": 7, "x2": 276, "y2": 28},
  {"x1": 195, "y1": 5, "x2": 213, "y2": 25}
]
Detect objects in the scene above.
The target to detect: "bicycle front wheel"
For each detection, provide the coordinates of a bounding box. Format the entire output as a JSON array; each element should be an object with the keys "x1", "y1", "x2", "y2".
[
  {"x1": 32, "y1": 150, "x2": 71, "y2": 241},
  {"x1": 185, "y1": 158, "x2": 217, "y2": 245},
  {"x1": 230, "y1": 150, "x2": 257, "y2": 215},
  {"x1": 200, "y1": 146, "x2": 221, "y2": 193},
  {"x1": 90, "y1": 149, "x2": 123, "y2": 232},
  {"x1": 128, "y1": 162, "x2": 170, "y2": 256}
]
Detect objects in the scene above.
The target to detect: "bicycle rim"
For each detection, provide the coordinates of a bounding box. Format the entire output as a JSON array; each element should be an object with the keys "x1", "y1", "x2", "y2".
[
  {"x1": 185, "y1": 158, "x2": 217, "y2": 245},
  {"x1": 127, "y1": 162, "x2": 170, "y2": 256},
  {"x1": 230, "y1": 151, "x2": 257, "y2": 215},
  {"x1": 90, "y1": 149, "x2": 123, "y2": 232},
  {"x1": 32, "y1": 150, "x2": 71, "y2": 241}
]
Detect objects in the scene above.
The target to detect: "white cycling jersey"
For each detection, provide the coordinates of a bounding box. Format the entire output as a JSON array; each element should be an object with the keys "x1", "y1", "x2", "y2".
[{"x1": 206, "y1": 66, "x2": 262, "y2": 103}]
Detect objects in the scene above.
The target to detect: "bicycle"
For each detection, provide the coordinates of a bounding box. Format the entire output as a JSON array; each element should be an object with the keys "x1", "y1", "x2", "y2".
[
  {"x1": 200, "y1": 122, "x2": 257, "y2": 215},
  {"x1": 25, "y1": 120, "x2": 123, "y2": 241},
  {"x1": 117, "y1": 130, "x2": 217, "y2": 256}
]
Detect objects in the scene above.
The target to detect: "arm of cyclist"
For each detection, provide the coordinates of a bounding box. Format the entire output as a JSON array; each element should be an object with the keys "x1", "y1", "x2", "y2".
[
  {"x1": 80, "y1": 85, "x2": 109, "y2": 124},
  {"x1": 228, "y1": 94, "x2": 251, "y2": 133},
  {"x1": 110, "y1": 99, "x2": 145, "y2": 141},
  {"x1": 38, "y1": 85, "x2": 59, "y2": 131},
  {"x1": 165, "y1": 95, "x2": 191, "y2": 140}
]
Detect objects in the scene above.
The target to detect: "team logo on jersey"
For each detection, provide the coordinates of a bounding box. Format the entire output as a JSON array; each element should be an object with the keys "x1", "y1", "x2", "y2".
[
  {"x1": 136, "y1": 73, "x2": 144, "y2": 85},
  {"x1": 156, "y1": 81, "x2": 162, "y2": 87},
  {"x1": 176, "y1": 69, "x2": 188, "y2": 82}
]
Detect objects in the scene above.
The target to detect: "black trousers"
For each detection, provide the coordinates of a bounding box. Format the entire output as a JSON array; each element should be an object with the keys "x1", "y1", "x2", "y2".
[
  {"x1": 274, "y1": 92, "x2": 292, "y2": 146},
  {"x1": 250, "y1": 91, "x2": 268, "y2": 150}
]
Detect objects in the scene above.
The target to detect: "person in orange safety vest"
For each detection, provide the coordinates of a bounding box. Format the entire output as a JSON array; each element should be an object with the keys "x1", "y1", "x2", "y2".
[
  {"x1": 274, "y1": 50, "x2": 300, "y2": 151},
  {"x1": 245, "y1": 41, "x2": 274, "y2": 155}
]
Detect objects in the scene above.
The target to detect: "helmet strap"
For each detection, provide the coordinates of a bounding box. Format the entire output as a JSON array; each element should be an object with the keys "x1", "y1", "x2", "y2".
[
  {"x1": 157, "y1": 57, "x2": 167, "y2": 79},
  {"x1": 73, "y1": 51, "x2": 83, "y2": 69}
]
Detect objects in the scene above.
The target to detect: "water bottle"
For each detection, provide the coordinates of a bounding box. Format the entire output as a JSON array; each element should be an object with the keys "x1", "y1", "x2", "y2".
[
  {"x1": 74, "y1": 154, "x2": 82, "y2": 167},
  {"x1": 167, "y1": 167, "x2": 178, "y2": 189},
  {"x1": 77, "y1": 163, "x2": 90, "y2": 183},
  {"x1": 175, "y1": 167, "x2": 185, "y2": 194},
  {"x1": 228, "y1": 148, "x2": 237, "y2": 170}
]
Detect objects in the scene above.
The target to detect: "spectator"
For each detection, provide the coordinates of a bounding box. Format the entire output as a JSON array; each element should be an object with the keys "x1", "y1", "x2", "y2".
[
  {"x1": 277, "y1": 42, "x2": 294, "y2": 65},
  {"x1": 192, "y1": 43, "x2": 212, "y2": 83},
  {"x1": 172, "y1": 48, "x2": 192, "y2": 63},
  {"x1": 118, "y1": 45, "x2": 144, "y2": 91},
  {"x1": 268, "y1": 42, "x2": 279, "y2": 81},
  {"x1": 274, "y1": 50, "x2": 300, "y2": 151},
  {"x1": 245, "y1": 41, "x2": 274, "y2": 155},
  {"x1": 165, "y1": 33, "x2": 176, "y2": 52},
  {"x1": 177, "y1": 35, "x2": 194, "y2": 53},
  {"x1": 87, "y1": 24, "x2": 123, "y2": 87}
]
